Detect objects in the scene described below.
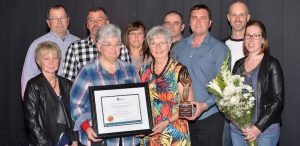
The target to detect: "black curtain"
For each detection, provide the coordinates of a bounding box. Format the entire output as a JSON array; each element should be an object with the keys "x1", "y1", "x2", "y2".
[{"x1": 1, "y1": 0, "x2": 299, "y2": 145}]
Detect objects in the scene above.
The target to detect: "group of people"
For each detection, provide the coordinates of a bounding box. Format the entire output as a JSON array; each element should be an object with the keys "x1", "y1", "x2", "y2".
[{"x1": 21, "y1": 1, "x2": 284, "y2": 146}]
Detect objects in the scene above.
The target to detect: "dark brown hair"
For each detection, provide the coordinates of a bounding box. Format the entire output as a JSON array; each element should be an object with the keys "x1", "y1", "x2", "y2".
[
  {"x1": 124, "y1": 21, "x2": 150, "y2": 61},
  {"x1": 164, "y1": 11, "x2": 184, "y2": 24},
  {"x1": 87, "y1": 6, "x2": 108, "y2": 19},
  {"x1": 190, "y1": 4, "x2": 212, "y2": 20},
  {"x1": 244, "y1": 20, "x2": 269, "y2": 55}
]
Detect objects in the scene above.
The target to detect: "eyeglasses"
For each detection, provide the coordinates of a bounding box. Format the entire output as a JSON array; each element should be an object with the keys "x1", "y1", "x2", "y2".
[
  {"x1": 149, "y1": 41, "x2": 169, "y2": 48},
  {"x1": 48, "y1": 17, "x2": 68, "y2": 22},
  {"x1": 129, "y1": 32, "x2": 144, "y2": 36},
  {"x1": 101, "y1": 43, "x2": 122, "y2": 49},
  {"x1": 244, "y1": 34, "x2": 262, "y2": 40}
]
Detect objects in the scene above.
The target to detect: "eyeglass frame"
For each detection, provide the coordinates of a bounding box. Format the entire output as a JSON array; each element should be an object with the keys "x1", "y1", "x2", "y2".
[
  {"x1": 101, "y1": 42, "x2": 123, "y2": 49},
  {"x1": 244, "y1": 33, "x2": 262, "y2": 40},
  {"x1": 148, "y1": 41, "x2": 169, "y2": 48},
  {"x1": 48, "y1": 17, "x2": 68, "y2": 22}
]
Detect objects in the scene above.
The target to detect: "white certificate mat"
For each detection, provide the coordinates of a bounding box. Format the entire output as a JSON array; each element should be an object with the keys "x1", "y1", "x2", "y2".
[
  {"x1": 101, "y1": 94, "x2": 142, "y2": 127},
  {"x1": 89, "y1": 83, "x2": 153, "y2": 138}
]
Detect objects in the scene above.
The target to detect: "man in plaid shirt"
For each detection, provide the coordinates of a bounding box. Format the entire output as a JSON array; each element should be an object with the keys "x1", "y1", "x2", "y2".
[{"x1": 62, "y1": 7, "x2": 130, "y2": 81}]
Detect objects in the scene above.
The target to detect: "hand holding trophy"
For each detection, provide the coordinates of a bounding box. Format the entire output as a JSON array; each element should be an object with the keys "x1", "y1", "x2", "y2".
[{"x1": 178, "y1": 69, "x2": 193, "y2": 118}]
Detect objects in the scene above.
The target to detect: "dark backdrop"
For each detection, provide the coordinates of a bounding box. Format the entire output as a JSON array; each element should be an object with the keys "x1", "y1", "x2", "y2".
[{"x1": 1, "y1": 0, "x2": 299, "y2": 145}]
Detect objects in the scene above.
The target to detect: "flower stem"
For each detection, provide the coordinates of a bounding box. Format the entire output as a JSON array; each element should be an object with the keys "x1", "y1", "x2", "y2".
[{"x1": 247, "y1": 141, "x2": 258, "y2": 146}]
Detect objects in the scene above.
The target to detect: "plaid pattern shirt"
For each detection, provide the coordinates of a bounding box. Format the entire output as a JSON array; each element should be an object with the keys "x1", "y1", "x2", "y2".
[
  {"x1": 62, "y1": 37, "x2": 131, "y2": 81},
  {"x1": 70, "y1": 58, "x2": 140, "y2": 146}
]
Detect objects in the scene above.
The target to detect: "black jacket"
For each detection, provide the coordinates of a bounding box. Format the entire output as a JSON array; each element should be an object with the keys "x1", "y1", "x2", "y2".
[
  {"x1": 24, "y1": 73, "x2": 74, "y2": 146},
  {"x1": 233, "y1": 54, "x2": 284, "y2": 132}
]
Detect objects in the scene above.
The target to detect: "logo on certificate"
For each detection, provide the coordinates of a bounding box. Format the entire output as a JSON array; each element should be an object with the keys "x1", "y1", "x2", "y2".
[{"x1": 107, "y1": 115, "x2": 114, "y2": 122}]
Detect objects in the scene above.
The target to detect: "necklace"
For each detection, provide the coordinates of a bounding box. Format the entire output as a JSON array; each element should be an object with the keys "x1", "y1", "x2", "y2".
[
  {"x1": 52, "y1": 77, "x2": 57, "y2": 89},
  {"x1": 152, "y1": 57, "x2": 170, "y2": 78}
]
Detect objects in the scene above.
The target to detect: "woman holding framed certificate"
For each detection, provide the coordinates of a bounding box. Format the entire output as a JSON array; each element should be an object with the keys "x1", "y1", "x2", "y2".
[{"x1": 70, "y1": 24, "x2": 141, "y2": 146}]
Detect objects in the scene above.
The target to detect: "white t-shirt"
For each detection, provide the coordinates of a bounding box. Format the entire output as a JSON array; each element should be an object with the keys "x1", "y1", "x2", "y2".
[{"x1": 225, "y1": 38, "x2": 244, "y2": 71}]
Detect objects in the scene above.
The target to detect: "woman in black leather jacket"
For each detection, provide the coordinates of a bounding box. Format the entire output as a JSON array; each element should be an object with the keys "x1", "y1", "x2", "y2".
[
  {"x1": 24, "y1": 41, "x2": 77, "y2": 146},
  {"x1": 230, "y1": 20, "x2": 284, "y2": 146}
]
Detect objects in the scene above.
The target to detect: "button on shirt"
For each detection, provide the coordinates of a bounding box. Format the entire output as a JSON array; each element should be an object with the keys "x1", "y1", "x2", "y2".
[
  {"x1": 171, "y1": 33, "x2": 230, "y2": 120},
  {"x1": 21, "y1": 31, "x2": 79, "y2": 97},
  {"x1": 62, "y1": 37, "x2": 131, "y2": 81}
]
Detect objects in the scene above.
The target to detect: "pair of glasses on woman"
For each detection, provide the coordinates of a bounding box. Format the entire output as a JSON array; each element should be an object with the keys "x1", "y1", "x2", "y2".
[
  {"x1": 244, "y1": 34, "x2": 262, "y2": 40},
  {"x1": 101, "y1": 43, "x2": 123, "y2": 49}
]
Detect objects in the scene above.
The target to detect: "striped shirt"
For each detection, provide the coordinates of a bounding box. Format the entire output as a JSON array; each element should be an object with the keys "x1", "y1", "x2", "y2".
[{"x1": 70, "y1": 57, "x2": 140, "y2": 146}]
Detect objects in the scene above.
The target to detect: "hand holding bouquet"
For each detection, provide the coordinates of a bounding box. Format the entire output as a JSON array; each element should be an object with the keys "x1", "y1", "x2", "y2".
[{"x1": 207, "y1": 53, "x2": 257, "y2": 146}]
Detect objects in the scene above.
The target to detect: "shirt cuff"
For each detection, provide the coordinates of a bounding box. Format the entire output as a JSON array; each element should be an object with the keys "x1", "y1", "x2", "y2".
[
  {"x1": 204, "y1": 96, "x2": 215, "y2": 109},
  {"x1": 81, "y1": 120, "x2": 90, "y2": 133}
]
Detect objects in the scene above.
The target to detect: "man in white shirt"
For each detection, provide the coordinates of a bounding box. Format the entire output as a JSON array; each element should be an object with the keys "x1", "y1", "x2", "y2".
[
  {"x1": 223, "y1": 1, "x2": 250, "y2": 146},
  {"x1": 224, "y1": 1, "x2": 251, "y2": 70}
]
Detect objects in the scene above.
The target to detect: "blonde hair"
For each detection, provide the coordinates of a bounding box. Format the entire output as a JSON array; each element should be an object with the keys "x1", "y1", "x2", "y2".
[{"x1": 35, "y1": 41, "x2": 61, "y2": 67}]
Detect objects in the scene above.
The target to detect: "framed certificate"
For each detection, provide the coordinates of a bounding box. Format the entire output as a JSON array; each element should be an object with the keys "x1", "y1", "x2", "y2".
[{"x1": 89, "y1": 83, "x2": 153, "y2": 138}]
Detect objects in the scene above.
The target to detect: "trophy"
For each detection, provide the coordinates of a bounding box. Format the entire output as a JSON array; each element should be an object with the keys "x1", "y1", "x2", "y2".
[{"x1": 178, "y1": 69, "x2": 193, "y2": 118}]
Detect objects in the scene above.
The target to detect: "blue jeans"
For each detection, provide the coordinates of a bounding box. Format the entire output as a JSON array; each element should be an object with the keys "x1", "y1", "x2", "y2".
[
  {"x1": 106, "y1": 136, "x2": 139, "y2": 146},
  {"x1": 231, "y1": 131, "x2": 279, "y2": 146},
  {"x1": 222, "y1": 119, "x2": 232, "y2": 146}
]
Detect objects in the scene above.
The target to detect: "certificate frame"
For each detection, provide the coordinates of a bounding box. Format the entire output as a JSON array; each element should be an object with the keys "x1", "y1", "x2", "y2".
[{"x1": 89, "y1": 83, "x2": 153, "y2": 138}]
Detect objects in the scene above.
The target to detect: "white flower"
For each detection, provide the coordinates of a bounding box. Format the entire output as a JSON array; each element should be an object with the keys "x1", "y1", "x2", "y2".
[
  {"x1": 249, "y1": 96, "x2": 255, "y2": 101},
  {"x1": 229, "y1": 95, "x2": 240, "y2": 105},
  {"x1": 245, "y1": 85, "x2": 254, "y2": 93},
  {"x1": 208, "y1": 79, "x2": 223, "y2": 96},
  {"x1": 207, "y1": 53, "x2": 255, "y2": 129},
  {"x1": 223, "y1": 85, "x2": 235, "y2": 96}
]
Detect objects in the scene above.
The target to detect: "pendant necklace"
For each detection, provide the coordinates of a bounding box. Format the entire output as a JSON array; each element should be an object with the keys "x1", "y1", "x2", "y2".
[
  {"x1": 52, "y1": 77, "x2": 57, "y2": 89},
  {"x1": 152, "y1": 57, "x2": 170, "y2": 78}
]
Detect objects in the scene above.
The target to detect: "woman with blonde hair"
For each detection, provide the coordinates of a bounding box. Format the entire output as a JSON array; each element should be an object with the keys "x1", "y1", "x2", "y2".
[{"x1": 24, "y1": 41, "x2": 77, "y2": 146}]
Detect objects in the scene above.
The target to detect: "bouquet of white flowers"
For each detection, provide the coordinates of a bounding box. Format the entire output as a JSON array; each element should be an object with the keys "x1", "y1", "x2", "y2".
[{"x1": 207, "y1": 53, "x2": 257, "y2": 146}]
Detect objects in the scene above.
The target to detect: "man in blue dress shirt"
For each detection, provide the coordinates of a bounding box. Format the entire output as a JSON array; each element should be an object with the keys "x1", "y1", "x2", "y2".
[
  {"x1": 21, "y1": 4, "x2": 79, "y2": 97},
  {"x1": 171, "y1": 4, "x2": 230, "y2": 146}
]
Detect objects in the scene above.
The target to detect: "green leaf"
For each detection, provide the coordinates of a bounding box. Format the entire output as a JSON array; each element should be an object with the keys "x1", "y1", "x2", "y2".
[{"x1": 208, "y1": 87, "x2": 222, "y2": 97}]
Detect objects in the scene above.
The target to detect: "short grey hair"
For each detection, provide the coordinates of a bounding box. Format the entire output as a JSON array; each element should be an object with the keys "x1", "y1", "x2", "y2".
[
  {"x1": 96, "y1": 24, "x2": 121, "y2": 43},
  {"x1": 146, "y1": 26, "x2": 172, "y2": 44}
]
